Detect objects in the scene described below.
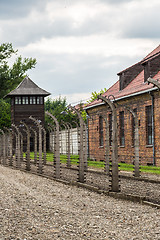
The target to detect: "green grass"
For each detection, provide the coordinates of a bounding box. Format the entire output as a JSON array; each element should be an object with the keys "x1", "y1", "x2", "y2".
[{"x1": 28, "y1": 152, "x2": 160, "y2": 175}]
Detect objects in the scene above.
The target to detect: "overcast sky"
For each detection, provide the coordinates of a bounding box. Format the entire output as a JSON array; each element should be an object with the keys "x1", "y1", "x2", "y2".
[{"x1": 0, "y1": 0, "x2": 160, "y2": 104}]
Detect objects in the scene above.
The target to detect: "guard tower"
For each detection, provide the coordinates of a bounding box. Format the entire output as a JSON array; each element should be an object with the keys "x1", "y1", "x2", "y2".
[{"x1": 6, "y1": 76, "x2": 50, "y2": 126}]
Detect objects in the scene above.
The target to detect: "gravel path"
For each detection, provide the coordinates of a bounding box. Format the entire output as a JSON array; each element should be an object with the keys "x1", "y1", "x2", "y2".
[{"x1": 0, "y1": 165, "x2": 160, "y2": 240}]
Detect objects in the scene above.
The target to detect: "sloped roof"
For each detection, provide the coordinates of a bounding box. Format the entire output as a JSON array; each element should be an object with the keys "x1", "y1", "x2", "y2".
[
  {"x1": 6, "y1": 76, "x2": 51, "y2": 97},
  {"x1": 142, "y1": 45, "x2": 160, "y2": 62},
  {"x1": 86, "y1": 45, "x2": 160, "y2": 110},
  {"x1": 85, "y1": 70, "x2": 160, "y2": 109}
]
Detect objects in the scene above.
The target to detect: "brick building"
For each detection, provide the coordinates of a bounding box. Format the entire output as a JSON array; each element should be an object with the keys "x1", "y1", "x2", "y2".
[{"x1": 85, "y1": 45, "x2": 160, "y2": 166}]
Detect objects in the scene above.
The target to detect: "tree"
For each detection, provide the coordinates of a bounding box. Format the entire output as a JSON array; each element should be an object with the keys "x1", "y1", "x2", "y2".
[
  {"x1": 0, "y1": 43, "x2": 37, "y2": 98},
  {"x1": 0, "y1": 99, "x2": 11, "y2": 129},
  {"x1": 45, "y1": 97, "x2": 79, "y2": 128},
  {"x1": 87, "y1": 88, "x2": 107, "y2": 103},
  {"x1": 0, "y1": 43, "x2": 37, "y2": 129}
]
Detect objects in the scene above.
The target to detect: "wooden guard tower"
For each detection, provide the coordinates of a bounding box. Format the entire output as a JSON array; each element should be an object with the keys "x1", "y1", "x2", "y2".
[{"x1": 6, "y1": 76, "x2": 50, "y2": 126}]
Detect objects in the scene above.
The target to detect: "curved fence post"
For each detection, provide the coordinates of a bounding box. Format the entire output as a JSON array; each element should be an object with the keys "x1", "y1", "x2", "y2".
[
  {"x1": 21, "y1": 121, "x2": 31, "y2": 171},
  {"x1": 125, "y1": 107, "x2": 140, "y2": 177},
  {"x1": 12, "y1": 124, "x2": 21, "y2": 168},
  {"x1": 97, "y1": 95, "x2": 120, "y2": 192},
  {"x1": 45, "y1": 111, "x2": 60, "y2": 179},
  {"x1": 68, "y1": 105, "x2": 86, "y2": 183},
  {"x1": 103, "y1": 117, "x2": 110, "y2": 175},
  {"x1": 61, "y1": 121, "x2": 71, "y2": 168},
  {"x1": 19, "y1": 132, "x2": 24, "y2": 163},
  {"x1": 42, "y1": 127, "x2": 47, "y2": 165},
  {"x1": 0, "y1": 130, "x2": 6, "y2": 165},
  {"x1": 0, "y1": 133, "x2": 2, "y2": 164},
  {"x1": 29, "y1": 116, "x2": 43, "y2": 174},
  {"x1": 30, "y1": 127, "x2": 38, "y2": 165},
  {"x1": 72, "y1": 121, "x2": 80, "y2": 156},
  {"x1": 4, "y1": 127, "x2": 13, "y2": 166}
]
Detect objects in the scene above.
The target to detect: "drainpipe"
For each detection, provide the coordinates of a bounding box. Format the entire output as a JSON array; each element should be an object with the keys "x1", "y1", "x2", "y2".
[
  {"x1": 86, "y1": 112, "x2": 90, "y2": 159},
  {"x1": 150, "y1": 92, "x2": 155, "y2": 166}
]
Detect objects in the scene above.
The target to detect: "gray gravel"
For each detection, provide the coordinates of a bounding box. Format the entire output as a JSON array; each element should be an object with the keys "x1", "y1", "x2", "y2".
[{"x1": 0, "y1": 165, "x2": 160, "y2": 240}]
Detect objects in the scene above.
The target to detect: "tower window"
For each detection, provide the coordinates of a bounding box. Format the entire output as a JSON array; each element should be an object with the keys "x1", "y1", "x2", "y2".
[
  {"x1": 30, "y1": 96, "x2": 36, "y2": 104},
  {"x1": 22, "y1": 97, "x2": 28, "y2": 104},
  {"x1": 15, "y1": 97, "x2": 21, "y2": 104}
]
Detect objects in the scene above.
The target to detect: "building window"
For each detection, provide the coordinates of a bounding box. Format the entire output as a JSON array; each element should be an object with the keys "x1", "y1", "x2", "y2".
[
  {"x1": 37, "y1": 96, "x2": 40, "y2": 104},
  {"x1": 131, "y1": 108, "x2": 137, "y2": 146},
  {"x1": 15, "y1": 97, "x2": 21, "y2": 104},
  {"x1": 109, "y1": 113, "x2": 112, "y2": 146},
  {"x1": 99, "y1": 116, "x2": 103, "y2": 146},
  {"x1": 40, "y1": 96, "x2": 43, "y2": 104},
  {"x1": 22, "y1": 96, "x2": 28, "y2": 104},
  {"x1": 30, "y1": 96, "x2": 36, "y2": 104},
  {"x1": 119, "y1": 111, "x2": 125, "y2": 146},
  {"x1": 146, "y1": 105, "x2": 152, "y2": 145},
  {"x1": 37, "y1": 96, "x2": 43, "y2": 104}
]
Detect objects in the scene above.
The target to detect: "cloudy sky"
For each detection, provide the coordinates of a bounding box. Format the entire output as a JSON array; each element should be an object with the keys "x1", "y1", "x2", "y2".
[{"x1": 1, "y1": 0, "x2": 160, "y2": 104}]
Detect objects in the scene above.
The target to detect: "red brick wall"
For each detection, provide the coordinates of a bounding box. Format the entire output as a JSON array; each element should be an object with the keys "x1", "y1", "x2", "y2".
[{"x1": 87, "y1": 91, "x2": 160, "y2": 166}]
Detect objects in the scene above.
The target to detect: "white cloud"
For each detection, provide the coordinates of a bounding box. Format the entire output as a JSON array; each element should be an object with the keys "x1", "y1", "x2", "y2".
[
  {"x1": 21, "y1": 35, "x2": 158, "y2": 59},
  {"x1": 0, "y1": 0, "x2": 160, "y2": 104}
]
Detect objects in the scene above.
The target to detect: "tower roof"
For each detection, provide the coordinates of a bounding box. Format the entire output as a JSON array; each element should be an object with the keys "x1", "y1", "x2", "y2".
[{"x1": 6, "y1": 76, "x2": 51, "y2": 97}]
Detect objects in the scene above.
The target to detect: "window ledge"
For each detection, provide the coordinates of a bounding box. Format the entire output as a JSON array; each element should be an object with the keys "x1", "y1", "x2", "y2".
[
  {"x1": 119, "y1": 145, "x2": 125, "y2": 148},
  {"x1": 146, "y1": 145, "x2": 153, "y2": 148},
  {"x1": 99, "y1": 146, "x2": 104, "y2": 149}
]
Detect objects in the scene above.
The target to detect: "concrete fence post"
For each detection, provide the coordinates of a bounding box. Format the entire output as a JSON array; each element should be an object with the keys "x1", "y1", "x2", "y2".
[
  {"x1": 68, "y1": 105, "x2": 86, "y2": 183},
  {"x1": 97, "y1": 95, "x2": 120, "y2": 192},
  {"x1": 125, "y1": 107, "x2": 140, "y2": 177},
  {"x1": 62, "y1": 121, "x2": 71, "y2": 168},
  {"x1": 45, "y1": 112, "x2": 60, "y2": 179},
  {"x1": 42, "y1": 127, "x2": 47, "y2": 165},
  {"x1": 21, "y1": 122, "x2": 31, "y2": 171},
  {"x1": 12, "y1": 124, "x2": 21, "y2": 169},
  {"x1": 19, "y1": 132, "x2": 23, "y2": 163},
  {"x1": 30, "y1": 127, "x2": 38, "y2": 165},
  {"x1": 103, "y1": 117, "x2": 110, "y2": 175},
  {"x1": 29, "y1": 116, "x2": 43, "y2": 175},
  {"x1": 4, "y1": 127, "x2": 13, "y2": 166},
  {"x1": 0, "y1": 130, "x2": 6, "y2": 165}
]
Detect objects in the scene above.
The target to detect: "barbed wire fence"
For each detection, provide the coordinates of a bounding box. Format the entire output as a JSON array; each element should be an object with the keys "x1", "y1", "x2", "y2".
[{"x1": 0, "y1": 96, "x2": 160, "y2": 204}]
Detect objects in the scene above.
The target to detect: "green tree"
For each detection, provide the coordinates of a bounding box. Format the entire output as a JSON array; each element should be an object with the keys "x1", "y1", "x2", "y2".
[
  {"x1": 0, "y1": 99, "x2": 11, "y2": 129},
  {"x1": 0, "y1": 42, "x2": 37, "y2": 129},
  {"x1": 87, "y1": 88, "x2": 107, "y2": 103},
  {"x1": 0, "y1": 43, "x2": 36, "y2": 98},
  {"x1": 45, "y1": 97, "x2": 79, "y2": 128}
]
